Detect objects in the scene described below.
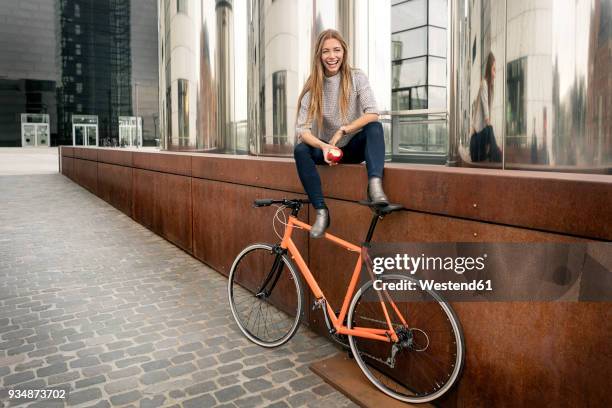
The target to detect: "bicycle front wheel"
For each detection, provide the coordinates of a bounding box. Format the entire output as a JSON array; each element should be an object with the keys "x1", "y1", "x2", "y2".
[
  {"x1": 347, "y1": 275, "x2": 464, "y2": 404},
  {"x1": 228, "y1": 243, "x2": 304, "y2": 348}
]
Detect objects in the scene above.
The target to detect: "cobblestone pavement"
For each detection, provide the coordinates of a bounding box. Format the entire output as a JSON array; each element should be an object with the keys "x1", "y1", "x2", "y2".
[{"x1": 0, "y1": 173, "x2": 357, "y2": 408}]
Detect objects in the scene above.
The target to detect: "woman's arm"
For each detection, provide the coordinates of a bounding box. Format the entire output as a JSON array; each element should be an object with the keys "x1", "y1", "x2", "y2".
[
  {"x1": 481, "y1": 81, "x2": 491, "y2": 126},
  {"x1": 329, "y1": 113, "x2": 379, "y2": 146}
]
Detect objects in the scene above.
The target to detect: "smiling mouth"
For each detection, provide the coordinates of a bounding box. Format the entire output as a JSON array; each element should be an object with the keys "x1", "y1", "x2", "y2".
[{"x1": 325, "y1": 60, "x2": 340, "y2": 68}]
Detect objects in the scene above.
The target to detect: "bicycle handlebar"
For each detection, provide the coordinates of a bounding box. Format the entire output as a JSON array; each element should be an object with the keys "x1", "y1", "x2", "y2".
[{"x1": 253, "y1": 198, "x2": 310, "y2": 208}]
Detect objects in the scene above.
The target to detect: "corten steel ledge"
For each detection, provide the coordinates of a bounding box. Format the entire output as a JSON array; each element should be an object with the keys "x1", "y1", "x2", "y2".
[{"x1": 59, "y1": 146, "x2": 611, "y2": 407}]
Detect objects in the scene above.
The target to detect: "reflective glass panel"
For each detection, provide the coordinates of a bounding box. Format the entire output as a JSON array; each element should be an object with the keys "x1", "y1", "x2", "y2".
[
  {"x1": 391, "y1": 0, "x2": 427, "y2": 32},
  {"x1": 392, "y1": 57, "x2": 427, "y2": 88},
  {"x1": 429, "y1": 27, "x2": 447, "y2": 57},
  {"x1": 392, "y1": 28, "x2": 427, "y2": 60},
  {"x1": 429, "y1": 0, "x2": 448, "y2": 28},
  {"x1": 428, "y1": 56, "x2": 446, "y2": 87}
]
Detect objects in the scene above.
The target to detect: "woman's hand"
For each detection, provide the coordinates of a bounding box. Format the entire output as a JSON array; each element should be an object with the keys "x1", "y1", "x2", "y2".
[
  {"x1": 329, "y1": 129, "x2": 344, "y2": 147},
  {"x1": 320, "y1": 143, "x2": 339, "y2": 166}
]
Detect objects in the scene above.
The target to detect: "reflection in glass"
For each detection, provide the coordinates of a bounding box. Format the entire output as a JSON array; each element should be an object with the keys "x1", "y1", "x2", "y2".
[
  {"x1": 393, "y1": 58, "x2": 427, "y2": 88},
  {"x1": 429, "y1": 26, "x2": 447, "y2": 57},
  {"x1": 178, "y1": 79, "x2": 189, "y2": 147},
  {"x1": 392, "y1": 28, "x2": 427, "y2": 59},
  {"x1": 391, "y1": 0, "x2": 427, "y2": 32},
  {"x1": 392, "y1": 113, "x2": 448, "y2": 163},
  {"x1": 456, "y1": 0, "x2": 611, "y2": 172}
]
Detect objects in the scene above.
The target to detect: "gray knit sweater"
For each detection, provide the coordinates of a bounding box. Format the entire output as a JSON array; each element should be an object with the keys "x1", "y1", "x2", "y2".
[{"x1": 296, "y1": 69, "x2": 378, "y2": 148}]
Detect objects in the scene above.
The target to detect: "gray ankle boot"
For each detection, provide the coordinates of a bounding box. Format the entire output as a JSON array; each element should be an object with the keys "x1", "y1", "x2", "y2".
[
  {"x1": 310, "y1": 208, "x2": 330, "y2": 239},
  {"x1": 367, "y1": 177, "x2": 389, "y2": 205}
]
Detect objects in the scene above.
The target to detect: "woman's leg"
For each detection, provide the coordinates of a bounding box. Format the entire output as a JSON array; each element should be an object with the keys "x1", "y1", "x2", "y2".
[
  {"x1": 341, "y1": 122, "x2": 385, "y2": 178},
  {"x1": 293, "y1": 143, "x2": 326, "y2": 209},
  {"x1": 340, "y1": 122, "x2": 387, "y2": 204},
  {"x1": 294, "y1": 143, "x2": 330, "y2": 238}
]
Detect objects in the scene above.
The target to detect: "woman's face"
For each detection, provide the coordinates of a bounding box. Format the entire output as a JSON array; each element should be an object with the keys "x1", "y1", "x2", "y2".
[
  {"x1": 491, "y1": 61, "x2": 496, "y2": 80},
  {"x1": 321, "y1": 38, "x2": 344, "y2": 76}
]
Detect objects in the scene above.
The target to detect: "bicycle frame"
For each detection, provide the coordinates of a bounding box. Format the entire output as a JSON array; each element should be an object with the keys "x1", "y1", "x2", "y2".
[{"x1": 280, "y1": 215, "x2": 407, "y2": 343}]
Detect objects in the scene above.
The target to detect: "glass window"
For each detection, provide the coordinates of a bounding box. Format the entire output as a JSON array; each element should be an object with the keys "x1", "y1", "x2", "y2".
[
  {"x1": 392, "y1": 57, "x2": 427, "y2": 88},
  {"x1": 427, "y1": 86, "x2": 446, "y2": 109},
  {"x1": 74, "y1": 4, "x2": 80, "y2": 18},
  {"x1": 272, "y1": 71, "x2": 287, "y2": 139},
  {"x1": 76, "y1": 63, "x2": 82, "y2": 75},
  {"x1": 75, "y1": 24, "x2": 80, "y2": 35},
  {"x1": 429, "y1": 0, "x2": 448, "y2": 28},
  {"x1": 391, "y1": 27, "x2": 427, "y2": 60},
  {"x1": 76, "y1": 83, "x2": 82, "y2": 93},
  {"x1": 391, "y1": 0, "x2": 427, "y2": 32},
  {"x1": 428, "y1": 56, "x2": 446, "y2": 87},
  {"x1": 178, "y1": 79, "x2": 189, "y2": 145},
  {"x1": 392, "y1": 87, "x2": 428, "y2": 110},
  {"x1": 75, "y1": 44, "x2": 81, "y2": 55},
  {"x1": 429, "y1": 27, "x2": 446, "y2": 57}
]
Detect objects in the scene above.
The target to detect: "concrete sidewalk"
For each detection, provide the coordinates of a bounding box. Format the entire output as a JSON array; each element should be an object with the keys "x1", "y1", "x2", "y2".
[
  {"x1": 0, "y1": 148, "x2": 59, "y2": 176},
  {"x1": 0, "y1": 167, "x2": 355, "y2": 407}
]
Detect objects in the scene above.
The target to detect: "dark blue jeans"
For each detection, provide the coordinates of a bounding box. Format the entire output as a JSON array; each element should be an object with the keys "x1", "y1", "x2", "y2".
[{"x1": 293, "y1": 121, "x2": 385, "y2": 209}]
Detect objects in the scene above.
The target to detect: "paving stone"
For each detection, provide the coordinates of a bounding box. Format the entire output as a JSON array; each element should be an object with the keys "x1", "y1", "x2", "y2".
[
  {"x1": 243, "y1": 378, "x2": 274, "y2": 393},
  {"x1": 75, "y1": 375, "x2": 107, "y2": 389},
  {"x1": 267, "y1": 358, "x2": 295, "y2": 371},
  {"x1": 139, "y1": 394, "x2": 166, "y2": 408},
  {"x1": 185, "y1": 380, "x2": 217, "y2": 396},
  {"x1": 69, "y1": 356, "x2": 100, "y2": 369},
  {"x1": 107, "y1": 365, "x2": 141, "y2": 380},
  {"x1": 36, "y1": 362, "x2": 68, "y2": 377},
  {"x1": 217, "y1": 362, "x2": 243, "y2": 375},
  {"x1": 167, "y1": 362, "x2": 197, "y2": 378},
  {"x1": 289, "y1": 375, "x2": 321, "y2": 392},
  {"x1": 115, "y1": 356, "x2": 150, "y2": 368},
  {"x1": 262, "y1": 386, "x2": 291, "y2": 401},
  {"x1": 287, "y1": 390, "x2": 318, "y2": 407},
  {"x1": 48, "y1": 370, "x2": 80, "y2": 385},
  {"x1": 67, "y1": 387, "x2": 103, "y2": 406},
  {"x1": 81, "y1": 364, "x2": 113, "y2": 377},
  {"x1": 140, "y1": 370, "x2": 170, "y2": 385},
  {"x1": 110, "y1": 390, "x2": 142, "y2": 406},
  {"x1": 141, "y1": 359, "x2": 171, "y2": 372},
  {"x1": 99, "y1": 350, "x2": 125, "y2": 363},
  {"x1": 242, "y1": 366, "x2": 270, "y2": 378},
  {"x1": 170, "y1": 353, "x2": 195, "y2": 365},
  {"x1": 3, "y1": 370, "x2": 35, "y2": 386},
  {"x1": 105, "y1": 377, "x2": 139, "y2": 395},
  {"x1": 217, "y1": 374, "x2": 240, "y2": 387},
  {"x1": 215, "y1": 385, "x2": 247, "y2": 403},
  {"x1": 182, "y1": 394, "x2": 216, "y2": 408}
]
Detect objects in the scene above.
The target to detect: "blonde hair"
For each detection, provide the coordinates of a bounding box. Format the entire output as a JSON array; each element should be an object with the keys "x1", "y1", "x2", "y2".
[{"x1": 297, "y1": 29, "x2": 352, "y2": 130}]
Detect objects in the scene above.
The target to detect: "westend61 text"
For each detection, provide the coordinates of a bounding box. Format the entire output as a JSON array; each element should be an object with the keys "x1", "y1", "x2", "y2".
[{"x1": 374, "y1": 279, "x2": 493, "y2": 292}]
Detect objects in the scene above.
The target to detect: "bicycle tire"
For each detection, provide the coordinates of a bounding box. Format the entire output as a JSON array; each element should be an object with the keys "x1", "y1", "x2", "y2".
[
  {"x1": 228, "y1": 243, "x2": 304, "y2": 348},
  {"x1": 347, "y1": 274, "x2": 465, "y2": 403}
]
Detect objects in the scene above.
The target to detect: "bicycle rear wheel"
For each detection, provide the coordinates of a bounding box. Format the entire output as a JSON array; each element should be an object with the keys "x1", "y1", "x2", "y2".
[
  {"x1": 228, "y1": 243, "x2": 304, "y2": 348},
  {"x1": 347, "y1": 275, "x2": 464, "y2": 404}
]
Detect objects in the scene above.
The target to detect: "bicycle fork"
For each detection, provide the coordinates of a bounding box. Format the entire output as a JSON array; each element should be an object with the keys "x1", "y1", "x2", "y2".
[{"x1": 255, "y1": 244, "x2": 286, "y2": 298}]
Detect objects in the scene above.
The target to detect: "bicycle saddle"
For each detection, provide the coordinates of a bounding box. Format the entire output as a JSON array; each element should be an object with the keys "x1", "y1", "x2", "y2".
[{"x1": 358, "y1": 200, "x2": 404, "y2": 215}]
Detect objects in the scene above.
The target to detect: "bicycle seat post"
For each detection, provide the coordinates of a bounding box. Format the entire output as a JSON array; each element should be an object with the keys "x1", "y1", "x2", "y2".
[{"x1": 364, "y1": 213, "x2": 381, "y2": 244}]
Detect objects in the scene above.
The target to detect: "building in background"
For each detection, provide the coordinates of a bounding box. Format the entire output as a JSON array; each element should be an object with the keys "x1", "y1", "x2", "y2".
[{"x1": 0, "y1": 0, "x2": 159, "y2": 147}]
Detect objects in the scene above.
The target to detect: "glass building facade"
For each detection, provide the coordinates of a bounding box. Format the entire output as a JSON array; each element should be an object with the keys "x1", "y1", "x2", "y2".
[
  {"x1": 0, "y1": 0, "x2": 159, "y2": 147},
  {"x1": 159, "y1": 0, "x2": 611, "y2": 174}
]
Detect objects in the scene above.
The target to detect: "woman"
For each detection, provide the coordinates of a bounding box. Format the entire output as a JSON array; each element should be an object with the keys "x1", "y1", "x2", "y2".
[
  {"x1": 470, "y1": 51, "x2": 502, "y2": 162},
  {"x1": 294, "y1": 29, "x2": 388, "y2": 239}
]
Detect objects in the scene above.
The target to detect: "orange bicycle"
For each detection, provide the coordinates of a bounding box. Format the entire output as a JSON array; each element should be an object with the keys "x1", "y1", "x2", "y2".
[{"x1": 228, "y1": 198, "x2": 464, "y2": 403}]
